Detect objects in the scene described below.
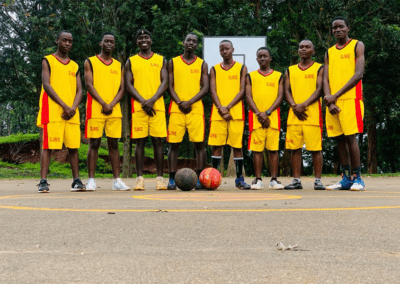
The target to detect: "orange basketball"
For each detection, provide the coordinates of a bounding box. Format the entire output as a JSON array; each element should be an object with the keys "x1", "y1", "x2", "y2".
[{"x1": 199, "y1": 168, "x2": 222, "y2": 190}]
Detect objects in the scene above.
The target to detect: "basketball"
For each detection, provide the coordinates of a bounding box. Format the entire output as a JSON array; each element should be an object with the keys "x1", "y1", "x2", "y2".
[
  {"x1": 175, "y1": 168, "x2": 198, "y2": 191},
  {"x1": 199, "y1": 168, "x2": 222, "y2": 190}
]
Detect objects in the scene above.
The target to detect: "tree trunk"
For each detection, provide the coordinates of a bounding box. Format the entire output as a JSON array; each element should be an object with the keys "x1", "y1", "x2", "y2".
[
  {"x1": 367, "y1": 121, "x2": 377, "y2": 174},
  {"x1": 121, "y1": 96, "x2": 132, "y2": 177},
  {"x1": 279, "y1": 149, "x2": 291, "y2": 176},
  {"x1": 220, "y1": 149, "x2": 225, "y2": 177},
  {"x1": 226, "y1": 148, "x2": 235, "y2": 177}
]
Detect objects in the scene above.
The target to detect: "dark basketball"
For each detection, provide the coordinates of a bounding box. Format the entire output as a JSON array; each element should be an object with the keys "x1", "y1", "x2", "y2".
[{"x1": 175, "y1": 168, "x2": 198, "y2": 191}]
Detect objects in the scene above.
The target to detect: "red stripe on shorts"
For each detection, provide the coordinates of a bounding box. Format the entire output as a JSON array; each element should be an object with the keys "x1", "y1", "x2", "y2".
[
  {"x1": 43, "y1": 124, "x2": 49, "y2": 149},
  {"x1": 203, "y1": 114, "x2": 206, "y2": 142},
  {"x1": 86, "y1": 92, "x2": 93, "y2": 119},
  {"x1": 41, "y1": 92, "x2": 50, "y2": 125},
  {"x1": 355, "y1": 80, "x2": 363, "y2": 100},
  {"x1": 131, "y1": 98, "x2": 135, "y2": 113},
  {"x1": 318, "y1": 100, "x2": 323, "y2": 148},
  {"x1": 277, "y1": 107, "x2": 281, "y2": 130},
  {"x1": 355, "y1": 99, "x2": 364, "y2": 133},
  {"x1": 248, "y1": 110, "x2": 254, "y2": 132}
]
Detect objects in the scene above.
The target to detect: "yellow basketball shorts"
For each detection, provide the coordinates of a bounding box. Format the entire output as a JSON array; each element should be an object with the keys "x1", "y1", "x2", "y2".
[
  {"x1": 131, "y1": 110, "x2": 167, "y2": 139},
  {"x1": 326, "y1": 99, "x2": 364, "y2": 137},
  {"x1": 286, "y1": 125, "x2": 322, "y2": 151},
  {"x1": 167, "y1": 112, "x2": 205, "y2": 143},
  {"x1": 248, "y1": 127, "x2": 280, "y2": 152},
  {"x1": 208, "y1": 120, "x2": 244, "y2": 149},
  {"x1": 42, "y1": 121, "x2": 80, "y2": 150},
  {"x1": 85, "y1": 117, "x2": 122, "y2": 139}
]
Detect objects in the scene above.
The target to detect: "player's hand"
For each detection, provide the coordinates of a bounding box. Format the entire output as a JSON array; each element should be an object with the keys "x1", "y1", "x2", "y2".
[
  {"x1": 102, "y1": 104, "x2": 113, "y2": 116},
  {"x1": 142, "y1": 98, "x2": 155, "y2": 112},
  {"x1": 328, "y1": 104, "x2": 341, "y2": 115},
  {"x1": 145, "y1": 108, "x2": 156, "y2": 117},
  {"x1": 257, "y1": 112, "x2": 269, "y2": 123},
  {"x1": 293, "y1": 104, "x2": 306, "y2": 116},
  {"x1": 218, "y1": 106, "x2": 230, "y2": 116},
  {"x1": 178, "y1": 101, "x2": 192, "y2": 114},
  {"x1": 62, "y1": 106, "x2": 75, "y2": 120},
  {"x1": 222, "y1": 113, "x2": 233, "y2": 121},
  {"x1": 295, "y1": 112, "x2": 308, "y2": 121},
  {"x1": 259, "y1": 117, "x2": 270, "y2": 128},
  {"x1": 324, "y1": 95, "x2": 336, "y2": 106}
]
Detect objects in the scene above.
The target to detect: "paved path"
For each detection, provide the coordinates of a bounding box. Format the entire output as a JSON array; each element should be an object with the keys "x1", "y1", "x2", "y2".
[{"x1": 0, "y1": 176, "x2": 399, "y2": 283}]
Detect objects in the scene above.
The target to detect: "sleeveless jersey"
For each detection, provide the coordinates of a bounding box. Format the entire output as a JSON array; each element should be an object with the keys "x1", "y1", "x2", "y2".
[
  {"x1": 211, "y1": 62, "x2": 244, "y2": 121},
  {"x1": 328, "y1": 39, "x2": 362, "y2": 101},
  {"x1": 37, "y1": 54, "x2": 80, "y2": 127},
  {"x1": 169, "y1": 55, "x2": 204, "y2": 115},
  {"x1": 86, "y1": 55, "x2": 122, "y2": 119},
  {"x1": 129, "y1": 53, "x2": 165, "y2": 113},
  {"x1": 248, "y1": 69, "x2": 282, "y2": 131},
  {"x1": 287, "y1": 62, "x2": 323, "y2": 126}
]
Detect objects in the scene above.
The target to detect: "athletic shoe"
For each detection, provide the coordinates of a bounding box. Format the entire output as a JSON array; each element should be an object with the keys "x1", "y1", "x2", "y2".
[
  {"x1": 112, "y1": 178, "x2": 131, "y2": 191},
  {"x1": 167, "y1": 179, "x2": 177, "y2": 190},
  {"x1": 37, "y1": 179, "x2": 50, "y2": 193},
  {"x1": 195, "y1": 180, "x2": 206, "y2": 190},
  {"x1": 284, "y1": 179, "x2": 303, "y2": 190},
  {"x1": 350, "y1": 176, "x2": 365, "y2": 191},
  {"x1": 235, "y1": 176, "x2": 251, "y2": 190},
  {"x1": 251, "y1": 179, "x2": 263, "y2": 190},
  {"x1": 326, "y1": 175, "x2": 353, "y2": 190},
  {"x1": 86, "y1": 178, "x2": 96, "y2": 191},
  {"x1": 314, "y1": 179, "x2": 326, "y2": 190},
  {"x1": 71, "y1": 179, "x2": 86, "y2": 192},
  {"x1": 269, "y1": 179, "x2": 284, "y2": 190},
  {"x1": 155, "y1": 177, "x2": 167, "y2": 190},
  {"x1": 134, "y1": 176, "x2": 145, "y2": 191}
]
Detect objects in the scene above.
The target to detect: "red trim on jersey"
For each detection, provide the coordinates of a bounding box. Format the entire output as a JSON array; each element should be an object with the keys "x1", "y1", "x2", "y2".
[
  {"x1": 247, "y1": 131, "x2": 252, "y2": 151},
  {"x1": 168, "y1": 101, "x2": 172, "y2": 114},
  {"x1": 257, "y1": 69, "x2": 273, "y2": 77},
  {"x1": 131, "y1": 98, "x2": 135, "y2": 113},
  {"x1": 355, "y1": 80, "x2": 363, "y2": 100},
  {"x1": 277, "y1": 107, "x2": 281, "y2": 130},
  {"x1": 41, "y1": 91, "x2": 50, "y2": 125},
  {"x1": 86, "y1": 92, "x2": 93, "y2": 119},
  {"x1": 51, "y1": 54, "x2": 70, "y2": 65},
  {"x1": 242, "y1": 103, "x2": 245, "y2": 120},
  {"x1": 298, "y1": 61, "x2": 314, "y2": 71},
  {"x1": 220, "y1": 61, "x2": 236, "y2": 71},
  {"x1": 138, "y1": 52, "x2": 154, "y2": 60},
  {"x1": 318, "y1": 100, "x2": 323, "y2": 148},
  {"x1": 336, "y1": 38, "x2": 353, "y2": 50},
  {"x1": 84, "y1": 120, "x2": 88, "y2": 139},
  {"x1": 180, "y1": 55, "x2": 197, "y2": 65},
  {"x1": 248, "y1": 110, "x2": 254, "y2": 132},
  {"x1": 96, "y1": 54, "x2": 113, "y2": 66},
  {"x1": 43, "y1": 124, "x2": 49, "y2": 150},
  {"x1": 355, "y1": 99, "x2": 364, "y2": 133}
]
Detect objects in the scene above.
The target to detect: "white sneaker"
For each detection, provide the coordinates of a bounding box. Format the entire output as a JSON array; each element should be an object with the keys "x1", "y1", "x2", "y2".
[
  {"x1": 112, "y1": 178, "x2": 131, "y2": 191},
  {"x1": 155, "y1": 176, "x2": 167, "y2": 190},
  {"x1": 251, "y1": 179, "x2": 263, "y2": 190},
  {"x1": 269, "y1": 179, "x2": 284, "y2": 190},
  {"x1": 86, "y1": 178, "x2": 96, "y2": 191},
  {"x1": 134, "y1": 176, "x2": 145, "y2": 191}
]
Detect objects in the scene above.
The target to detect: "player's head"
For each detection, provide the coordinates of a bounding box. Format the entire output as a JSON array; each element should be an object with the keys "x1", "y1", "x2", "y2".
[
  {"x1": 298, "y1": 39, "x2": 315, "y2": 59},
  {"x1": 100, "y1": 32, "x2": 116, "y2": 54},
  {"x1": 331, "y1": 16, "x2": 350, "y2": 40},
  {"x1": 183, "y1": 33, "x2": 198, "y2": 53},
  {"x1": 219, "y1": 40, "x2": 234, "y2": 60},
  {"x1": 256, "y1": 47, "x2": 272, "y2": 68},
  {"x1": 55, "y1": 30, "x2": 73, "y2": 53},
  {"x1": 136, "y1": 29, "x2": 152, "y2": 50}
]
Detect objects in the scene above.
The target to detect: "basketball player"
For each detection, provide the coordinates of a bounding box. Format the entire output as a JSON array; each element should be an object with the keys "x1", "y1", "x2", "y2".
[
  {"x1": 209, "y1": 40, "x2": 250, "y2": 189},
  {"x1": 167, "y1": 33, "x2": 209, "y2": 190},
  {"x1": 84, "y1": 32, "x2": 130, "y2": 191},
  {"x1": 125, "y1": 29, "x2": 168, "y2": 190},
  {"x1": 36, "y1": 30, "x2": 85, "y2": 193},
  {"x1": 324, "y1": 17, "x2": 365, "y2": 191},
  {"x1": 284, "y1": 39, "x2": 325, "y2": 190},
  {"x1": 246, "y1": 47, "x2": 284, "y2": 190}
]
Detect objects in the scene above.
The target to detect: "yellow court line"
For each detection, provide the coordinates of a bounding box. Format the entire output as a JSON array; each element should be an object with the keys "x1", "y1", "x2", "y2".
[{"x1": 1, "y1": 205, "x2": 400, "y2": 212}]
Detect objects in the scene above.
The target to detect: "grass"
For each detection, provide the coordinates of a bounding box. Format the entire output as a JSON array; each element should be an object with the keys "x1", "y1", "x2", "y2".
[{"x1": 0, "y1": 133, "x2": 40, "y2": 144}]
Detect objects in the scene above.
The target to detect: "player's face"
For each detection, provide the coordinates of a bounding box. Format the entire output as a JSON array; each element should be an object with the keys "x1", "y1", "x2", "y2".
[
  {"x1": 183, "y1": 34, "x2": 198, "y2": 52},
  {"x1": 298, "y1": 41, "x2": 314, "y2": 59},
  {"x1": 332, "y1": 20, "x2": 349, "y2": 40},
  {"x1": 56, "y1": 32, "x2": 73, "y2": 53},
  {"x1": 136, "y1": 34, "x2": 152, "y2": 50},
  {"x1": 100, "y1": 35, "x2": 115, "y2": 54},
  {"x1": 219, "y1": 42, "x2": 234, "y2": 60},
  {"x1": 256, "y1": 50, "x2": 271, "y2": 68}
]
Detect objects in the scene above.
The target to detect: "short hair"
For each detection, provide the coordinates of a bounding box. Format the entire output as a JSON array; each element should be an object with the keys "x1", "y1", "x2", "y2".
[
  {"x1": 332, "y1": 16, "x2": 349, "y2": 27},
  {"x1": 56, "y1": 30, "x2": 72, "y2": 39},
  {"x1": 184, "y1": 32, "x2": 198, "y2": 41},
  {"x1": 299, "y1": 39, "x2": 314, "y2": 48},
  {"x1": 101, "y1": 31, "x2": 115, "y2": 41},
  {"x1": 256, "y1": 47, "x2": 272, "y2": 56},
  {"x1": 219, "y1": 40, "x2": 233, "y2": 47},
  {"x1": 136, "y1": 29, "x2": 152, "y2": 39}
]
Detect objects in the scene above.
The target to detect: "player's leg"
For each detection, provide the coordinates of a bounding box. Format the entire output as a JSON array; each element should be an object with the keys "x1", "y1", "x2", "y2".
[
  {"x1": 211, "y1": 146, "x2": 223, "y2": 170},
  {"x1": 132, "y1": 111, "x2": 150, "y2": 191},
  {"x1": 108, "y1": 137, "x2": 130, "y2": 191},
  {"x1": 303, "y1": 125, "x2": 325, "y2": 190},
  {"x1": 167, "y1": 112, "x2": 185, "y2": 190},
  {"x1": 194, "y1": 141, "x2": 206, "y2": 189},
  {"x1": 284, "y1": 125, "x2": 303, "y2": 190},
  {"x1": 39, "y1": 149, "x2": 52, "y2": 192},
  {"x1": 251, "y1": 151, "x2": 264, "y2": 189},
  {"x1": 167, "y1": 142, "x2": 180, "y2": 190},
  {"x1": 248, "y1": 128, "x2": 265, "y2": 189},
  {"x1": 284, "y1": 149, "x2": 303, "y2": 190},
  {"x1": 86, "y1": 138, "x2": 101, "y2": 191},
  {"x1": 233, "y1": 147, "x2": 250, "y2": 190},
  {"x1": 346, "y1": 134, "x2": 364, "y2": 190},
  {"x1": 265, "y1": 128, "x2": 283, "y2": 189},
  {"x1": 311, "y1": 151, "x2": 325, "y2": 190},
  {"x1": 68, "y1": 148, "x2": 85, "y2": 191},
  {"x1": 151, "y1": 136, "x2": 167, "y2": 190},
  {"x1": 134, "y1": 137, "x2": 146, "y2": 190}
]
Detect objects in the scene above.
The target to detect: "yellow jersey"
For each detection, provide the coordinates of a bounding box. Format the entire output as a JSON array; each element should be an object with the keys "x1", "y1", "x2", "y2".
[
  {"x1": 287, "y1": 62, "x2": 323, "y2": 126},
  {"x1": 248, "y1": 69, "x2": 282, "y2": 131},
  {"x1": 211, "y1": 62, "x2": 244, "y2": 121},
  {"x1": 86, "y1": 55, "x2": 122, "y2": 119},
  {"x1": 37, "y1": 54, "x2": 80, "y2": 127},
  {"x1": 129, "y1": 52, "x2": 165, "y2": 113},
  {"x1": 328, "y1": 39, "x2": 362, "y2": 100},
  {"x1": 169, "y1": 55, "x2": 204, "y2": 115}
]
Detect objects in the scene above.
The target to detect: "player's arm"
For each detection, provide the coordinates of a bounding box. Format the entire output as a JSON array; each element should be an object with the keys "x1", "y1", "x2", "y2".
[
  {"x1": 109, "y1": 65, "x2": 126, "y2": 110},
  {"x1": 245, "y1": 74, "x2": 269, "y2": 128},
  {"x1": 41, "y1": 58, "x2": 75, "y2": 120},
  {"x1": 84, "y1": 59, "x2": 112, "y2": 115},
  {"x1": 257, "y1": 74, "x2": 285, "y2": 126},
  {"x1": 69, "y1": 71, "x2": 83, "y2": 120},
  {"x1": 210, "y1": 67, "x2": 232, "y2": 121},
  {"x1": 220, "y1": 65, "x2": 248, "y2": 116},
  {"x1": 168, "y1": 59, "x2": 181, "y2": 104},
  {"x1": 125, "y1": 59, "x2": 145, "y2": 103},
  {"x1": 301, "y1": 66, "x2": 324, "y2": 107},
  {"x1": 285, "y1": 70, "x2": 306, "y2": 121},
  {"x1": 142, "y1": 58, "x2": 169, "y2": 111},
  {"x1": 326, "y1": 41, "x2": 365, "y2": 104},
  {"x1": 323, "y1": 52, "x2": 341, "y2": 115},
  {"x1": 180, "y1": 62, "x2": 210, "y2": 111}
]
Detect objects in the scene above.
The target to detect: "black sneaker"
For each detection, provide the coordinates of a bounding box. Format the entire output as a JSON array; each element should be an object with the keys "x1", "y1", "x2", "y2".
[
  {"x1": 314, "y1": 179, "x2": 326, "y2": 190},
  {"x1": 284, "y1": 179, "x2": 303, "y2": 190},
  {"x1": 71, "y1": 179, "x2": 86, "y2": 192},
  {"x1": 37, "y1": 179, "x2": 50, "y2": 193}
]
